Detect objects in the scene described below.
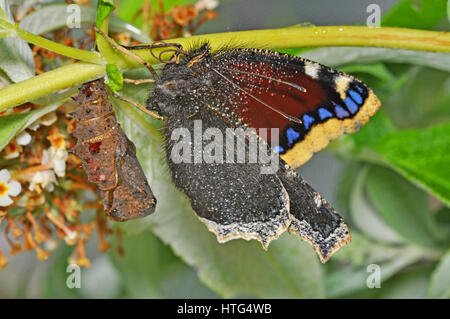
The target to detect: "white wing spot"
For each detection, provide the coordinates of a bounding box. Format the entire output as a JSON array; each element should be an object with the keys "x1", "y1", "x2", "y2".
[
  {"x1": 334, "y1": 76, "x2": 352, "y2": 100},
  {"x1": 314, "y1": 194, "x2": 322, "y2": 208},
  {"x1": 305, "y1": 62, "x2": 319, "y2": 79}
]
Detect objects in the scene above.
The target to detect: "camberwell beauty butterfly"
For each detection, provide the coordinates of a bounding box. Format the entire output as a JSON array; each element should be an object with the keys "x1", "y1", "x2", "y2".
[
  {"x1": 143, "y1": 43, "x2": 381, "y2": 263},
  {"x1": 72, "y1": 79, "x2": 156, "y2": 221}
]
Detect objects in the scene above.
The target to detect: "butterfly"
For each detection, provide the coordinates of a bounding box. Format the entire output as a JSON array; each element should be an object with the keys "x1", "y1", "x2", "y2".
[
  {"x1": 72, "y1": 79, "x2": 156, "y2": 221},
  {"x1": 144, "y1": 43, "x2": 381, "y2": 263}
]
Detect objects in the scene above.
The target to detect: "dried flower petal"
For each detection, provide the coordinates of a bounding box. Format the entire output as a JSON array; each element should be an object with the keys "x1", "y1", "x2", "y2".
[
  {"x1": 0, "y1": 251, "x2": 8, "y2": 269},
  {"x1": 2, "y1": 141, "x2": 22, "y2": 159},
  {"x1": 40, "y1": 111, "x2": 57, "y2": 127}
]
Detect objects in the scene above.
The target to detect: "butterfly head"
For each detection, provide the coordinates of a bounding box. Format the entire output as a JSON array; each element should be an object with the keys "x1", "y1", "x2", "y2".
[{"x1": 147, "y1": 43, "x2": 213, "y2": 117}]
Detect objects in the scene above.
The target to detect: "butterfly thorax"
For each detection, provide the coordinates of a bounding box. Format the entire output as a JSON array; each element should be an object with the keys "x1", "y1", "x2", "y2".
[{"x1": 147, "y1": 44, "x2": 216, "y2": 118}]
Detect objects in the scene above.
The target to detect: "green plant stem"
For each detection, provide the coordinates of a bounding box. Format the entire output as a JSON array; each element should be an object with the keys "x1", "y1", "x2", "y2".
[
  {"x1": 1, "y1": 26, "x2": 449, "y2": 110},
  {"x1": 0, "y1": 63, "x2": 105, "y2": 108},
  {"x1": 16, "y1": 28, "x2": 104, "y2": 64},
  {"x1": 96, "y1": 17, "x2": 125, "y2": 66},
  {"x1": 0, "y1": 18, "x2": 103, "y2": 64},
  {"x1": 120, "y1": 26, "x2": 450, "y2": 68}
]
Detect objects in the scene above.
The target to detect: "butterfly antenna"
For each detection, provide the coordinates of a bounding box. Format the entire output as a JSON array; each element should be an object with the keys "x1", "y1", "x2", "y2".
[
  {"x1": 217, "y1": 67, "x2": 306, "y2": 93},
  {"x1": 94, "y1": 27, "x2": 160, "y2": 81}
]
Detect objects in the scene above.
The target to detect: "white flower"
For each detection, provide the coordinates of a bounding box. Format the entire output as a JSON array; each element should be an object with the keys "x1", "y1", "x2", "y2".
[
  {"x1": 29, "y1": 170, "x2": 57, "y2": 193},
  {"x1": 195, "y1": 0, "x2": 219, "y2": 10},
  {"x1": 42, "y1": 146, "x2": 69, "y2": 177},
  {"x1": 16, "y1": 131, "x2": 32, "y2": 146},
  {"x1": 28, "y1": 111, "x2": 58, "y2": 131},
  {"x1": 0, "y1": 169, "x2": 22, "y2": 207}
]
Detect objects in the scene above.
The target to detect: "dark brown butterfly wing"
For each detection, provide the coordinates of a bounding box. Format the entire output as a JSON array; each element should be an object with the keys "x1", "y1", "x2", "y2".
[{"x1": 211, "y1": 49, "x2": 381, "y2": 168}]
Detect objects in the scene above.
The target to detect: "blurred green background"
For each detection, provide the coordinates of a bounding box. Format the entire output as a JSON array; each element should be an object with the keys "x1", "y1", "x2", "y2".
[{"x1": 0, "y1": 0, "x2": 449, "y2": 298}]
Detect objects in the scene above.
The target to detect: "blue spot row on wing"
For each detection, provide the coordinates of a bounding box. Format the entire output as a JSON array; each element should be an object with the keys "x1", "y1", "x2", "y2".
[
  {"x1": 343, "y1": 83, "x2": 367, "y2": 114},
  {"x1": 318, "y1": 108, "x2": 333, "y2": 120},
  {"x1": 344, "y1": 97, "x2": 358, "y2": 114},
  {"x1": 286, "y1": 127, "x2": 300, "y2": 146},
  {"x1": 354, "y1": 82, "x2": 365, "y2": 94},
  {"x1": 348, "y1": 89, "x2": 363, "y2": 104},
  {"x1": 274, "y1": 145, "x2": 285, "y2": 153},
  {"x1": 302, "y1": 114, "x2": 315, "y2": 130},
  {"x1": 334, "y1": 103, "x2": 350, "y2": 118},
  {"x1": 282, "y1": 82, "x2": 369, "y2": 150}
]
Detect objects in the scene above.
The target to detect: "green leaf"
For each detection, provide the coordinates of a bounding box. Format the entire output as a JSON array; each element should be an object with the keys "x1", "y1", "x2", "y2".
[
  {"x1": 0, "y1": 0, "x2": 35, "y2": 82},
  {"x1": 382, "y1": 0, "x2": 448, "y2": 29},
  {"x1": 110, "y1": 231, "x2": 217, "y2": 298},
  {"x1": 329, "y1": 111, "x2": 396, "y2": 166},
  {"x1": 366, "y1": 166, "x2": 443, "y2": 246},
  {"x1": 373, "y1": 123, "x2": 450, "y2": 206},
  {"x1": 382, "y1": 67, "x2": 450, "y2": 129},
  {"x1": 326, "y1": 245, "x2": 425, "y2": 298},
  {"x1": 113, "y1": 97, "x2": 325, "y2": 298},
  {"x1": 351, "y1": 110, "x2": 396, "y2": 150},
  {"x1": 428, "y1": 248, "x2": 450, "y2": 298},
  {"x1": 349, "y1": 167, "x2": 404, "y2": 243},
  {"x1": 96, "y1": 0, "x2": 115, "y2": 28},
  {"x1": 0, "y1": 99, "x2": 65, "y2": 151},
  {"x1": 331, "y1": 232, "x2": 405, "y2": 267},
  {"x1": 300, "y1": 47, "x2": 450, "y2": 72},
  {"x1": 339, "y1": 63, "x2": 395, "y2": 83},
  {"x1": 448, "y1": 0, "x2": 450, "y2": 21},
  {"x1": 377, "y1": 265, "x2": 433, "y2": 299},
  {"x1": 105, "y1": 64, "x2": 123, "y2": 94},
  {"x1": 19, "y1": 5, "x2": 151, "y2": 43}
]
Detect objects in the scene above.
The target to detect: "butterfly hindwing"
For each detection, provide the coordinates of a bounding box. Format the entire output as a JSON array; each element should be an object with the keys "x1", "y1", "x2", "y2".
[
  {"x1": 163, "y1": 109, "x2": 349, "y2": 260},
  {"x1": 277, "y1": 163, "x2": 350, "y2": 263},
  {"x1": 164, "y1": 114, "x2": 291, "y2": 247}
]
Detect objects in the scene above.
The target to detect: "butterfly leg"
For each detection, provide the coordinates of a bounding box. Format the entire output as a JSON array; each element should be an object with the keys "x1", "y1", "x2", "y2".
[
  {"x1": 112, "y1": 93, "x2": 164, "y2": 120},
  {"x1": 123, "y1": 78, "x2": 155, "y2": 85},
  {"x1": 94, "y1": 27, "x2": 164, "y2": 121}
]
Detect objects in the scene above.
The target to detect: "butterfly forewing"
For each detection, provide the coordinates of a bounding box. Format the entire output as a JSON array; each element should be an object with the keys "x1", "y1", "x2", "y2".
[{"x1": 210, "y1": 49, "x2": 381, "y2": 168}]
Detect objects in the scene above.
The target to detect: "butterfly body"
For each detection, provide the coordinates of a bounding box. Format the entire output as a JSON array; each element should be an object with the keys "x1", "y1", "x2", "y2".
[{"x1": 147, "y1": 44, "x2": 380, "y2": 262}]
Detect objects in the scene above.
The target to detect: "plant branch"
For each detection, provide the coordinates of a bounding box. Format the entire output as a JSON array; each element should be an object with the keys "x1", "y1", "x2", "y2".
[
  {"x1": 16, "y1": 28, "x2": 104, "y2": 64},
  {"x1": 95, "y1": 16, "x2": 123, "y2": 65},
  {"x1": 0, "y1": 26, "x2": 448, "y2": 110},
  {"x1": 0, "y1": 18, "x2": 103, "y2": 63},
  {"x1": 117, "y1": 26, "x2": 450, "y2": 68},
  {"x1": 0, "y1": 63, "x2": 105, "y2": 109}
]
